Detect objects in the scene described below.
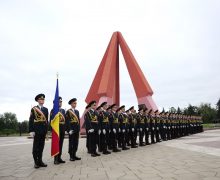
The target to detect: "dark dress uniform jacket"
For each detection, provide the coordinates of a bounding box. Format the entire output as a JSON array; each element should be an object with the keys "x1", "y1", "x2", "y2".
[
  {"x1": 29, "y1": 106, "x2": 48, "y2": 135},
  {"x1": 136, "y1": 113, "x2": 145, "y2": 129},
  {"x1": 66, "y1": 109, "x2": 80, "y2": 132},
  {"x1": 99, "y1": 110, "x2": 110, "y2": 131},
  {"x1": 109, "y1": 111, "x2": 119, "y2": 131},
  {"x1": 118, "y1": 113, "x2": 127, "y2": 130},
  {"x1": 85, "y1": 109, "x2": 99, "y2": 131},
  {"x1": 128, "y1": 113, "x2": 136, "y2": 130}
]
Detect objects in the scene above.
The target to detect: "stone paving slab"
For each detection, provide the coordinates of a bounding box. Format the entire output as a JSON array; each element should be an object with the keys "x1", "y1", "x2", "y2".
[{"x1": 1, "y1": 130, "x2": 220, "y2": 179}]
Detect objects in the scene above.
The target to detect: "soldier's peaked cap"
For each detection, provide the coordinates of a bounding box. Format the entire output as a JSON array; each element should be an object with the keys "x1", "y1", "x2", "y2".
[
  {"x1": 116, "y1": 105, "x2": 125, "y2": 112},
  {"x1": 96, "y1": 105, "x2": 102, "y2": 110},
  {"x1": 148, "y1": 109, "x2": 152, "y2": 114},
  {"x1": 100, "y1": 102, "x2": 107, "y2": 107},
  {"x1": 107, "y1": 104, "x2": 116, "y2": 110},
  {"x1": 35, "y1": 94, "x2": 45, "y2": 101},
  {"x1": 86, "y1": 100, "x2": 96, "y2": 109},
  {"x1": 68, "y1": 98, "x2": 77, "y2": 105},
  {"x1": 128, "y1": 106, "x2": 134, "y2": 111}
]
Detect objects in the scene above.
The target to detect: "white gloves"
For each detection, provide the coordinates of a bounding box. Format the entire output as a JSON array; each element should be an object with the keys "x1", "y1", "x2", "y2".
[
  {"x1": 122, "y1": 129, "x2": 125, "y2": 133},
  {"x1": 127, "y1": 129, "x2": 129, "y2": 132},
  {"x1": 157, "y1": 127, "x2": 159, "y2": 130},
  {"x1": 30, "y1": 132, "x2": 35, "y2": 137},
  {"x1": 98, "y1": 130, "x2": 101, "y2": 135},
  {"x1": 163, "y1": 126, "x2": 165, "y2": 129},
  {"x1": 146, "y1": 128, "x2": 149, "y2": 131},
  {"x1": 88, "y1": 129, "x2": 94, "y2": 133},
  {"x1": 119, "y1": 128, "x2": 121, "y2": 133},
  {"x1": 103, "y1": 129, "x2": 106, "y2": 135},
  {"x1": 132, "y1": 128, "x2": 135, "y2": 132},
  {"x1": 113, "y1": 129, "x2": 116, "y2": 134},
  {"x1": 140, "y1": 128, "x2": 143, "y2": 132},
  {"x1": 152, "y1": 127, "x2": 155, "y2": 130},
  {"x1": 69, "y1": 130, "x2": 74, "y2": 135}
]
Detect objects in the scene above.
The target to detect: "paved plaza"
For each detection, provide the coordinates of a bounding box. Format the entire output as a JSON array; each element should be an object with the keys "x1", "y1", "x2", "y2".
[{"x1": 1, "y1": 130, "x2": 220, "y2": 180}]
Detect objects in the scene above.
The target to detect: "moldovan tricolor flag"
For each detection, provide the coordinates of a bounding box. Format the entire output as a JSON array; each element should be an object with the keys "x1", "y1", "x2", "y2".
[{"x1": 50, "y1": 78, "x2": 60, "y2": 157}]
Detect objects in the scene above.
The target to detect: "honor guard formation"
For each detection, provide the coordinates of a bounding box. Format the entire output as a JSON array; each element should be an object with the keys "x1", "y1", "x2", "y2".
[{"x1": 29, "y1": 94, "x2": 203, "y2": 168}]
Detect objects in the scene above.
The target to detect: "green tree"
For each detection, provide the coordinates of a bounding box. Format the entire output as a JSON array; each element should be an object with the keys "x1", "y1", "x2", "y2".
[
  {"x1": 20, "y1": 120, "x2": 29, "y2": 133},
  {"x1": 0, "y1": 112, "x2": 18, "y2": 135},
  {"x1": 177, "y1": 107, "x2": 182, "y2": 114},
  {"x1": 183, "y1": 104, "x2": 198, "y2": 115},
  {"x1": 198, "y1": 103, "x2": 217, "y2": 123}
]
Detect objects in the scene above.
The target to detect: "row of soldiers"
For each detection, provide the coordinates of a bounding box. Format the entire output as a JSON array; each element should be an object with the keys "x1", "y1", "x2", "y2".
[
  {"x1": 29, "y1": 94, "x2": 203, "y2": 168},
  {"x1": 84, "y1": 101, "x2": 203, "y2": 157}
]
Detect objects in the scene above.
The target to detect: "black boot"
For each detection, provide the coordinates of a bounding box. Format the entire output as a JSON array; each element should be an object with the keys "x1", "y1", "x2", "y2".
[
  {"x1": 58, "y1": 154, "x2": 65, "y2": 163},
  {"x1": 73, "y1": 152, "x2": 81, "y2": 160},
  {"x1": 39, "y1": 154, "x2": 47, "y2": 167},
  {"x1": 122, "y1": 146, "x2": 129, "y2": 150},
  {"x1": 94, "y1": 152, "x2": 101, "y2": 156},
  {"x1": 69, "y1": 153, "x2": 75, "y2": 161},
  {"x1": 113, "y1": 148, "x2": 121, "y2": 152},
  {"x1": 103, "y1": 150, "x2": 111, "y2": 155},
  {"x1": 54, "y1": 156, "x2": 59, "y2": 165},
  {"x1": 33, "y1": 156, "x2": 40, "y2": 169}
]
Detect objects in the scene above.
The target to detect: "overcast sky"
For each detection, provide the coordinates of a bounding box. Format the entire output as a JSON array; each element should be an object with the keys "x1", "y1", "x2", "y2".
[{"x1": 0, "y1": 0, "x2": 220, "y2": 121}]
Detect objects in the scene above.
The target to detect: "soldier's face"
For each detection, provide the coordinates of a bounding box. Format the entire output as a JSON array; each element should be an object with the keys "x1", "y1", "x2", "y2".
[
  {"x1": 59, "y1": 101, "x2": 62, "y2": 108},
  {"x1": 91, "y1": 103, "x2": 96, "y2": 109},
  {"x1": 71, "y1": 101, "x2": 77, "y2": 108},
  {"x1": 112, "y1": 106, "x2": 117, "y2": 112},
  {"x1": 38, "y1": 98, "x2": 44, "y2": 105},
  {"x1": 103, "y1": 104, "x2": 108, "y2": 110}
]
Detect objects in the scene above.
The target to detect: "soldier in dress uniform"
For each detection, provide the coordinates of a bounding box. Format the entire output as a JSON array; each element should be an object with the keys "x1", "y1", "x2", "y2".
[
  {"x1": 170, "y1": 113, "x2": 175, "y2": 139},
  {"x1": 133, "y1": 109, "x2": 138, "y2": 145},
  {"x1": 175, "y1": 113, "x2": 179, "y2": 138},
  {"x1": 98, "y1": 102, "x2": 111, "y2": 154},
  {"x1": 166, "y1": 112, "x2": 171, "y2": 140},
  {"x1": 125, "y1": 110, "x2": 131, "y2": 147},
  {"x1": 149, "y1": 109, "x2": 156, "y2": 144},
  {"x1": 118, "y1": 106, "x2": 130, "y2": 150},
  {"x1": 185, "y1": 114, "x2": 190, "y2": 136},
  {"x1": 127, "y1": 106, "x2": 138, "y2": 148},
  {"x1": 144, "y1": 108, "x2": 150, "y2": 145},
  {"x1": 155, "y1": 110, "x2": 161, "y2": 142},
  {"x1": 85, "y1": 104, "x2": 92, "y2": 153},
  {"x1": 66, "y1": 98, "x2": 81, "y2": 161},
  {"x1": 159, "y1": 111, "x2": 167, "y2": 141},
  {"x1": 96, "y1": 105, "x2": 102, "y2": 152},
  {"x1": 50, "y1": 96, "x2": 66, "y2": 164},
  {"x1": 84, "y1": 101, "x2": 100, "y2": 157},
  {"x1": 136, "y1": 107, "x2": 146, "y2": 146},
  {"x1": 108, "y1": 104, "x2": 121, "y2": 152},
  {"x1": 29, "y1": 94, "x2": 48, "y2": 168}
]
